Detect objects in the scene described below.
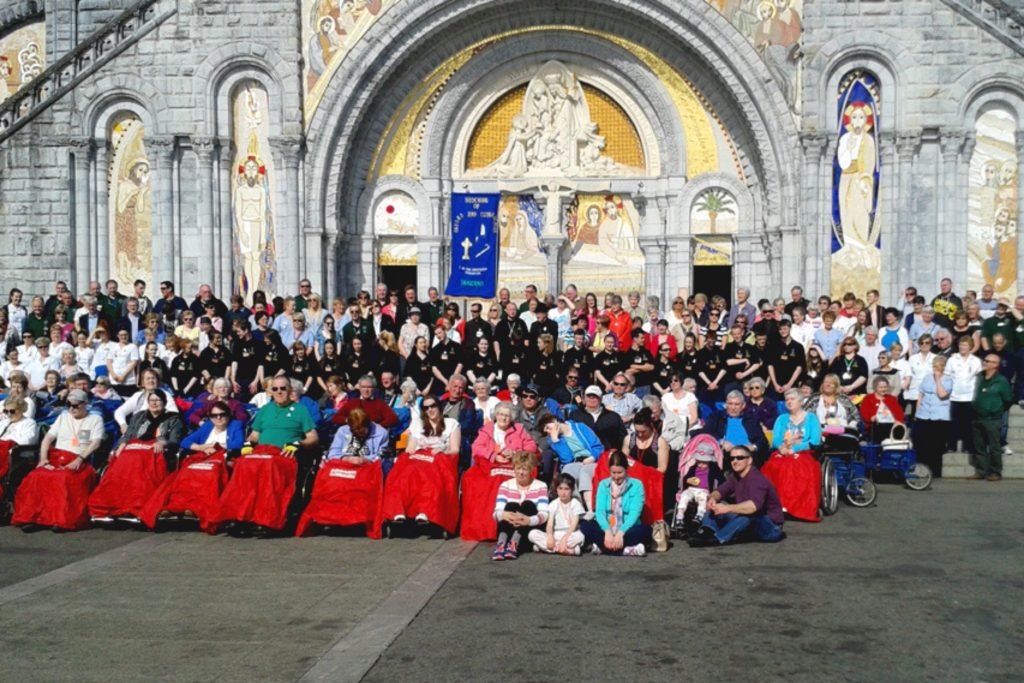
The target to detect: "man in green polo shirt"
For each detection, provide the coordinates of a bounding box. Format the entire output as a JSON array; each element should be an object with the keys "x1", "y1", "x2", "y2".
[
  {"x1": 249, "y1": 376, "x2": 318, "y2": 449},
  {"x1": 971, "y1": 354, "x2": 1013, "y2": 482},
  {"x1": 981, "y1": 300, "x2": 1014, "y2": 352}
]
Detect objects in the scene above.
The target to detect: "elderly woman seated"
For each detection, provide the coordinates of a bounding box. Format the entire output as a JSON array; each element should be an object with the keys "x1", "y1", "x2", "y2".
[
  {"x1": 0, "y1": 396, "x2": 39, "y2": 498},
  {"x1": 859, "y1": 375, "x2": 905, "y2": 443},
  {"x1": 471, "y1": 401, "x2": 538, "y2": 465},
  {"x1": 490, "y1": 450, "x2": 549, "y2": 561},
  {"x1": 538, "y1": 414, "x2": 603, "y2": 508},
  {"x1": 112, "y1": 368, "x2": 179, "y2": 432},
  {"x1": 805, "y1": 373, "x2": 861, "y2": 449},
  {"x1": 761, "y1": 389, "x2": 823, "y2": 522},
  {"x1": 743, "y1": 377, "x2": 778, "y2": 432},
  {"x1": 187, "y1": 377, "x2": 250, "y2": 427}
]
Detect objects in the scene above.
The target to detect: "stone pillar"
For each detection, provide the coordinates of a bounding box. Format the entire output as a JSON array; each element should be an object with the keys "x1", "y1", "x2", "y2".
[
  {"x1": 664, "y1": 238, "x2": 690, "y2": 300},
  {"x1": 799, "y1": 133, "x2": 827, "y2": 296},
  {"x1": 638, "y1": 237, "x2": 666, "y2": 307},
  {"x1": 540, "y1": 236, "x2": 564, "y2": 296},
  {"x1": 939, "y1": 129, "x2": 966, "y2": 290},
  {"x1": 69, "y1": 136, "x2": 92, "y2": 294},
  {"x1": 192, "y1": 136, "x2": 217, "y2": 289},
  {"x1": 819, "y1": 134, "x2": 837, "y2": 297},
  {"x1": 94, "y1": 142, "x2": 110, "y2": 282},
  {"x1": 1016, "y1": 134, "x2": 1024, "y2": 292},
  {"x1": 149, "y1": 136, "x2": 176, "y2": 286},
  {"x1": 877, "y1": 131, "x2": 896, "y2": 303},
  {"x1": 895, "y1": 131, "x2": 921, "y2": 295},
  {"x1": 216, "y1": 138, "x2": 234, "y2": 298},
  {"x1": 417, "y1": 236, "x2": 442, "y2": 296},
  {"x1": 271, "y1": 136, "x2": 303, "y2": 294}
]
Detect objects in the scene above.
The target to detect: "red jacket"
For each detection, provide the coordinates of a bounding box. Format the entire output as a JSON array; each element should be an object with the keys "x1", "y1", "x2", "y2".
[
  {"x1": 471, "y1": 422, "x2": 538, "y2": 463},
  {"x1": 859, "y1": 394, "x2": 904, "y2": 426},
  {"x1": 605, "y1": 309, "x2": 632, "y2": 344},
  {"x1": 646, "y1": 333, "x2": 677, "y2": 360},
  {"x1": 332, "y1": 398, "x2": 399, "y2": 428}
]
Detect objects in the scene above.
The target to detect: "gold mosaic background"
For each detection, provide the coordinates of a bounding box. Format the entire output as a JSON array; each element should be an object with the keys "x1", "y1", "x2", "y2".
[{"x1": 465, "y1": 83, "x2": 646, "y2": 170}]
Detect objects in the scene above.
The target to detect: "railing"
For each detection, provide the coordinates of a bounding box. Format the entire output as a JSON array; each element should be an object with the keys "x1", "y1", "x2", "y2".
[
  {"x1": 0, "y1": 0, "x2": 175, "y2": 146},
  {"x1": 938, "y1": 0, "x2": 1024, "y2": 57}
]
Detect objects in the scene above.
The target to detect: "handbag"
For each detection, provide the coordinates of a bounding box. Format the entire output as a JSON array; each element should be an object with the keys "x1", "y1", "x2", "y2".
[{"x1": 650, "y1": 519, "x2": 669, "y2": 552}]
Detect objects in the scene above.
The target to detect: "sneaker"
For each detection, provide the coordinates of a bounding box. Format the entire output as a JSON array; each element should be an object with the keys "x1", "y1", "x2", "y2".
[
  {"x1": 1002, "y1": 446, "x2": 1013, "y2": 456},
  {"x1": 503, "y1": 541, "x2": 519, "y2": 560},
  {"x1": 623, "y1": 544, "x2": 647, "y2": 557},
  {"x1": 986, "y1": 473, "x2": 1002, "y2": 482},
  {"x1": 491, "y1": 542, "x2": 506, "y2": 561},
  {"x1": 590, "y1": 544, "x2": 602, "y2": 555},
  {"x1": 90, "y1": 516, "x2": 114, "y2": 524},
  {"x1": 392, "y1": 514, "x2": 407, "y2": 523},
  {"x1": 969, "y1": 473, "x2": 986, "y2": 480},
  {"x1": 121, "y1": 515, "x2": 142, "y2": 524},
  {"x1": 415, "y1": 513, "x2": 429, "y2": 524},
  {"x1": 533, "y1": 543, "x2": 543, "y2": 553},
  {"x1": 571, "y1": 545, "x2": 582, "y2": 556}
]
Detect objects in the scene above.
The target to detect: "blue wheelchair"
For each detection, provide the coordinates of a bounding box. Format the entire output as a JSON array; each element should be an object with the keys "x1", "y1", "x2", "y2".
[
  {"x1": 860, "y1": 439, "x2": 932, "y2": 491},
  {"x1": 819, "y1": 431, "x2": 878, "y2": 513}
]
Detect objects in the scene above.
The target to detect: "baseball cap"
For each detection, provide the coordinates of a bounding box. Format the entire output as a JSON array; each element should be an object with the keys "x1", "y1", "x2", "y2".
[
  {"x1": 518, "y1": 383, "x2": 541, "y2": 397},
  {"x1": 694, "y1": 441, "x2": 717, "y2": 462},
  {"x1": 409, "y1": 307, "x2": 421, "y2": 315},
  {"x1": 584, "y1": 385, "x2": 603, "y2": 397},
  {"x1": 67, "y1": 389, "x2": 89, "y2": 404}
]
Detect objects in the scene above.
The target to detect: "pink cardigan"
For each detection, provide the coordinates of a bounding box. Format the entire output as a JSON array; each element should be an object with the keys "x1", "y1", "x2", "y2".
[{"x1": 471, "y1": 422, "x2": 538, "y2": 463}]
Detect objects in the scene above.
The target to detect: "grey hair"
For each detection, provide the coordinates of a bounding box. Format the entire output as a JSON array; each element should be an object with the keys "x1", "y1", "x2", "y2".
[
  {"x1": 864, "y1": 326, "x2": 877, "y2": 335},
  {"x1": 783, "y1": 388, "x2": 801, "y2": 401},
  {"x1": 744, "y1": 377, "x2": 766, "y2": 391},
  {"x1": 290, "y1": 378, "x2": 305, "y2": 396},
  {"x1": 506, "y1": 373, "x2": 521, "y2": 385},
  {"x1": 81, "y1": 294, "x2": 97, "y2": 305},
  {"x1": 642, "y1": 394, "x2": 662, "y2": 410},
  {"x1": 646, "y1": 295, "x2": 660, "y2": 309},
  {"x1": 212, "y1": 377, "x2": 232, "y2": 391},
  {"x1": 493, "y1": 400, "x2": 514, "y2": 417},
  {"x1": 473, "y1": 378, "x2": 491, "y2": 391},
  {"x1": 399, "y1": 378, "x2": 418, "y2": 398},
  {"x1": 725, "y1": 390, "x2": 746, "y2": 403},
  {"x1": 682, "y1": 378, "x2": 697, "y2": 391},
  {"x1": 3, "y1": 396, "x2": 27, "y2": 413},
  {"x1": 357, "y1": 374, "x2": 377, "y2": 388},
  {"x1": 449, "y1": 373, "x2": 467, "y2": 386},
  {"x1": 871, "y1": 375, "x2": 891, "y2": 391}
]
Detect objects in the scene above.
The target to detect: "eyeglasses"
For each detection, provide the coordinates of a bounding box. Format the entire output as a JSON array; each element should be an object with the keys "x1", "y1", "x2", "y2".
[
  {"x1": 423, "y1": 403, "x2": 440, "y2": 409},
  {"x1": 567, "y1": 376, "x2": 579, "y2": 381},
  {"x1": 2, "y1": 409, "x2": 15, "y2": 415},
  {"x1": 522, "y1": 394, "x2": 538, "y2": 400},
  {"x1": 68, "y1": 402, "x2": 85, "y2": 408},
  {"x1": 270, "y1": 386, "x2": 289, "y2": 393},
  {"x1": 612, "y1": 382, "x2": 627, "y2": 387},
  {"x1": 209, "y1": 412, "x2": 228, "y2": 418},
  {"x1": 730, "y1": 455, "x2": 751, "y2": 462}
]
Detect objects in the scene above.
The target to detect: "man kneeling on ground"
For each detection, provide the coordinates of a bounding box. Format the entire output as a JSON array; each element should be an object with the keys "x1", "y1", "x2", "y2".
[{"x1": 689, "y1": 445, "x2": 785, "y2": 547}]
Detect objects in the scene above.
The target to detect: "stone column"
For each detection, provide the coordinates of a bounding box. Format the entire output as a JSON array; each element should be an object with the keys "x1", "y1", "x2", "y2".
[
  {"x1": 271, "y1": 136, "x2": 304, "y2": 294},
  {"x1": 895, "y1": 131, "x2": 921, "y2": 294},
  {"x1": 149, "y1": 136, "x2": 176, "y2": 286},
  {"x1": 819, "y1": 134, "x2": 837, "y2": 297},
  {"x1": 877, "y1": 131, "x2": 896, "y2": 303},
  {"x1": 799, "y1": 133, "x2": 827, "y2": 296},
  {"x1": 540, "y1": 236, "x2": 564, "y2": 296},
  {"x1": 939, "y1": 129, "x2": 966, "y2": 290},
  {"x1": 69, "y1": 136, "x2": 93, "y2": 294},
  {"x1": 94, "y1": 142, "x2": 110, "y2": 282},
  {"x1": 1016, "y1": 134, "x2": 1024, "y2": 292},
  {"x1": 192, "y1": 136, "x2": 217, "y2": 289},
  {"x1": 217, "y1": 138, "x2": 234, "y2": 297}
]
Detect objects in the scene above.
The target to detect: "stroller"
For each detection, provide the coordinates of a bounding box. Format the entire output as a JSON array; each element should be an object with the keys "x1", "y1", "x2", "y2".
[{"x1": 670, "y1": 434, "x2": 725, "y2": 539}]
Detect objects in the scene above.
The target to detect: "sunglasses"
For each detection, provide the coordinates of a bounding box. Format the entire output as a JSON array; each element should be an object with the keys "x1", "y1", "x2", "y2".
[
  {"x1": 730, "y1": 455, "x2": 751, "y2": 462},
  {"x1": 68, "y1": 402, "x2": 85, "y2": 408},
  {"x1": 423, "y1": 403, "x2": 440, "y2": 409},
  {"x1": 2, "y1": 409, "x2": 15, "y2": 415},
  {"x1": 270, "y1": 386, "x2": 289, "y2": 392},
  {"x1": 209, "y1": 412, "x2": 228, "y2": 418},
  {"x1": 522, "y1": 393, "x2": 538, "y2": 399},
  {"x1": 612, "y1": 382, "x2": 627, "y2": 387},
  {"x1": 567, "y1": 376, "x2": 579, "y2": 381}
]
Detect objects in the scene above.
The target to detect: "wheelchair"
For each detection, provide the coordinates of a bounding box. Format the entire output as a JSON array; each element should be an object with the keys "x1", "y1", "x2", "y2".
[
  {"x1": 1, "y1": 444, "x2": 40, "y2": 523},
  {"x1": 860, "y1": 440, "x2": 932, "y2": 491},
  {"x1": 819, "y1": 431, "x2": 877, "y2": 512}
]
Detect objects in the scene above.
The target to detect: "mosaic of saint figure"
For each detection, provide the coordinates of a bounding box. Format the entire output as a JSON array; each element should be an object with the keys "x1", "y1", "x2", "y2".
[
  {"x1": 968, "y1": 108, "x2": 1018, "y2": 297},
  {"x1": 108, "y1": 115, "x2": 153, "y2": 285}
]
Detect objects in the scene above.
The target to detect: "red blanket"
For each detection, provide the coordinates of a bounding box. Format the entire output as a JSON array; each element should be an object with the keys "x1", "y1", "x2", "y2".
[
  {"x1": 0, "y1": 439, "x2": 14, "y2": 499},
  {"x1": 591, "y1": 451, "x2": 665, "y2": 525},
  {"x1": 761, "y1": 450, "x2": 821, "y2": 522},
  {"x1": 459, "y1": 458, "x2": 517, "y2": 542},
  {"x1": 214, "y1": 445, "x2": 297, "y2": 530},
  {"x1": 88, "y1": 440, "x2": 169, "y2": 519},
  {"x1": 13, "y1": 449, "x2": 97, "y2": 530},
  {"x1": 295, "y1": 459, "x2": 384, "y2": 538},
  {"x1": 382, "y1": 450, "x2": 459, "y2": 534},
  {"x1": 139, "y1": 450, "x2": 229, "y2": 533}
]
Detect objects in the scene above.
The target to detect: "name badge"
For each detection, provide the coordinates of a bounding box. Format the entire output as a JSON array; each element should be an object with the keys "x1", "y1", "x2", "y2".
[{"x1": 842, "y1": 372, "x2": 852, "y2": 380}]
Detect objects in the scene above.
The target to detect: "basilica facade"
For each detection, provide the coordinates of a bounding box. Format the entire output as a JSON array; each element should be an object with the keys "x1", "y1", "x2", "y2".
[{"x1": 0, "y1": 0, "x2": 1021, "y2": 305}]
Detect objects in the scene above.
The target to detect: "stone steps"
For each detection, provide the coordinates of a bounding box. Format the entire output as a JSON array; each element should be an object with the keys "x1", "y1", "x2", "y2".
[{"x1": 942, "y1": 451, "x2": 1024, "y2": 478}]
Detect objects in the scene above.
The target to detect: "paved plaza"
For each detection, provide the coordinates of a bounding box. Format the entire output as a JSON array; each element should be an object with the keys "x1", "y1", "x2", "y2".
[{"x1": 0, "y1": 478, "x2": 1021, "y2": 683}]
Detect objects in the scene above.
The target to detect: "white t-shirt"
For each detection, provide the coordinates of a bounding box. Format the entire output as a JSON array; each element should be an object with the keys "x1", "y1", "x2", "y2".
[
  {"x1": 662, "y1": 391, "x2": 698, "y2": 422},
  {"x1": 547, "y1": 497, "x2": 585, "y2": 534},
  {"x1": 110, "y1": 343, "x2": 141, "y2": 385},
  {"x1": 50, "y1": 411, "x2": 104, "y2": 455},
  {"x1": 905, "y1": 352, "x2": 935, "y2": 401},
  {"x1": 0, "y1": 416, "x2": 38, "y2": 445},
  {"x1": 946, "y1": 353, "x2": 982, "y2": 402},
  {"x1": 203, "y1": 428, "x2": 229, "y2": 447},
  {"x1": 411, "y1": 417, "x2": 459, "y2": 452},
  {"x1": 76, "y1": 346, "x2": 96, "y2": 375}
]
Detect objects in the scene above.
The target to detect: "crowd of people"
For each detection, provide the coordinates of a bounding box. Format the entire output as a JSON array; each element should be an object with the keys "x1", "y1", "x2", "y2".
[{"x1": 0, "y1": 275, "x2": 1019, "y2": 557}]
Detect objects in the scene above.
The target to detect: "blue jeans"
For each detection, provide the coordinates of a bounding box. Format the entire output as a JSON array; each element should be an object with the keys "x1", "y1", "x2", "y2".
[
  {"x1": 700, "y1": 512, "x2": 784, "y2": 544},
  {"x1": 580, "y1": 520, "x2": 651, "y2": 554}
]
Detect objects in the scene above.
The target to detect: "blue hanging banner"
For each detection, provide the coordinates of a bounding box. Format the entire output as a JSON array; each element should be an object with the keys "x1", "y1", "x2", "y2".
[{"x1": 445, "y1": 193, "x2": 501, "y2": 298}]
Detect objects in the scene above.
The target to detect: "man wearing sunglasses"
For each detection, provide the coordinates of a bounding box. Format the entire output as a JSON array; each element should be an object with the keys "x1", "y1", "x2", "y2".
[
  {"x1": 249, "y1": 378, "x2": 318, "y2": 452},
  {"x1": 688, "y1": 445, "x2": 784, "y2": 547}
]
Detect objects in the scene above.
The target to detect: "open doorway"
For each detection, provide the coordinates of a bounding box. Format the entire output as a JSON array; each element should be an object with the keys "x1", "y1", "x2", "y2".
[
  {"x1": 380, "y1": 266, "x2": 417, "y2": 296},
  {"x1": 692, "y1": 265, "x2": 732, "y2": 305}
]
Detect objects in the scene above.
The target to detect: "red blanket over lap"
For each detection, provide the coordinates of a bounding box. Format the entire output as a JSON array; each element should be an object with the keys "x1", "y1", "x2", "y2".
[
  {"x1": 382, "y1": 450, "x2": 459, "y2": 534},
  {"x1": 0, "y1": 439, "x2": 14, "y2": 499},
  {"x1": 591, "y1": 451, "x2": 665, "y2": 525},
  {"x1": 213, "y1": 444, "x2": 297, "y2": 530},
  {"x1": 139, "y1": 450, "x2": 229, "y2": 533},
  {"x1": 12, "y1": 449, "x2": 97, "y2": 530},
  {"x1": 295, "y1": 459, "x2": 384, "y2": 538},
  {"x1": 459, "y1": 457, "x2": 517, "y2": 542},
  {"x1": 88, "y1": 440, "x2": 169, "y2": 518},
  {"x1": 760, "y1": 450, "x2": 822, "y2": 522}
]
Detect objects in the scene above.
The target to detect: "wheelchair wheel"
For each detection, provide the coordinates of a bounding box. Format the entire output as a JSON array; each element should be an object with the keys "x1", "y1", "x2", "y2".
[
  {"x1": 820, "y1": 458, "x2": 839, "y2": 517},
  {"x1": 904, "y1": 463, "x2": 932, "y2": 491},
  {"x1": 845, "y1": 477, "x2": 877, "y2": 507}
]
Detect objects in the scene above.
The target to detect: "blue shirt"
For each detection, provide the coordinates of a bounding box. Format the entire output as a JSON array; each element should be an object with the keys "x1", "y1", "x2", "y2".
[
  {"x1": 770, "y1": 412, "x2": 822, "y2": 452},
  {"x1": 814, "y1": 328, "x2": 844, "y2": 358},
  {"x1": 724, "y1": 416, "x2": 750, "y2": 447},
  {"x1": 916, "y1": 374, "x2": 953, "y2": 421}
]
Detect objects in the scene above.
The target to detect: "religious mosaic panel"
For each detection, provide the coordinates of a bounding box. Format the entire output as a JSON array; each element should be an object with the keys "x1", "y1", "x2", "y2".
[
  {"x1": 967, "y1": 108, "x2": 1018, "y2": 298},
  {"x1": 302, "y1": 0, "x2": 396, "y2": 126},
  {"x1": 231, "y1": 81, "x2": 278, "y2": 303},
  {"x1": 497, "y1": 195, "x2": 548, "y2": 294},
  {"x1": 374, "y1": 191, "x2": 418, "y2": 266},
  {"x1": 693, "y1": 237, "x2": 734, "y2": 266},
  {"x1": 108, "y1": 114, "x2": 153, "y2": 286},
  {"x1": 0, "y1": 22, "x2": 45, "y2": 104},
  {"x1": 831, "y1": 70, "x2": 881, "y2": 299},
  {"x1": 690, "y1": 188, "x2": 738, "y2": 234},
  {"x1": 563, "y1": 194, "x2": 643, "y2": 294}
]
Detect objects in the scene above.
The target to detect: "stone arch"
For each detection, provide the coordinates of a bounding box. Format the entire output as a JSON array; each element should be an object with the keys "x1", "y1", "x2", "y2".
[
  {"x1": 303, "y1": 0, "x2": 800, "y2": 287},
  {"x1": 679, "y1": 173, "x2": 756, "y2": 236},
  {"x1": 193, "y1": 44, "x2": 298, "y2": 136},
  {"x1": 955, "y1": 65, "x2": 1024, "y2": 124},
  {"x1": 357, "y1": 175, "x2": 434, "y2": 238},
  {"x1": 76, "y1": 76, "x2": 162, "y2": 137},
  {"x1": 417, "y1": 35, "x2": 683, "y2": 182},
  {"x1": 0, "y1": 0, "x2": 43, "y2": 35}
]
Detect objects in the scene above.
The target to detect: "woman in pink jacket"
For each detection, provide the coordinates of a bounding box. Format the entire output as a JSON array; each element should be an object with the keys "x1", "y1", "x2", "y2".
[{"x1": 471, "y1": 401, "x2": 538, "y2": 464}]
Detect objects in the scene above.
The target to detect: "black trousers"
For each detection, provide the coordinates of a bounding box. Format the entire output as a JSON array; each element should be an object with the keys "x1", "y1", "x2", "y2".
[
  {"x1": 948, "y1": 401, "x2": 974, "y2": 453},
  {"x1": 913, "y1": 419, "x2": 949, "y2": 477},
  {"x1": 496, "y1": 501, "x2": 538, "y2": 540}
]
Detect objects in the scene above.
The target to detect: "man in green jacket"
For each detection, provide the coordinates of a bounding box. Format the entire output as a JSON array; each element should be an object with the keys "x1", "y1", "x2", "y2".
[{"x1": 972, "y1": 354, "x2": 1013, "y2": 481}]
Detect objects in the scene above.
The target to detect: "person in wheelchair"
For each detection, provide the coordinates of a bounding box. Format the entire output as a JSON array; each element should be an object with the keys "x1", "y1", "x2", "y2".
[
  {"x1": 859, "y1": 376, "x2": 905, "y2": 443},
  {"x1": 13, "y1": 389, "x2": 103, "y2": 531},
  {"x1": 325, "y1": 408, "x2": 389, "y2": 465},
  {"x1": 762, "y1": 389, "x2": 823, "y2": 522},
  {"x1": 0, "y1": 396, "x2": 39, "y2": 505},
  {"x1": 804, "y1": 373, "x2": 861, "y2": 451}
]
